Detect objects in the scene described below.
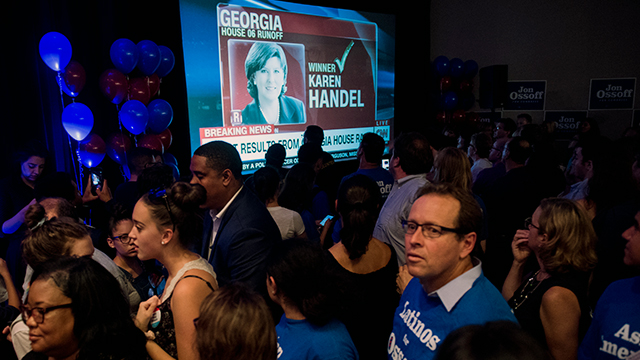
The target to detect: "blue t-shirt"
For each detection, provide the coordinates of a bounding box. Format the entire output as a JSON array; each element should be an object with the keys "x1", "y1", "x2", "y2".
[
  {"x1": 276, "y1": 315, "x2": 359, "y2": 360},
  {"x1": 578, "y1": 276, "x2": 640, "y2": 360},
  {"x1": 388, "y1": 275, "x2": 517, "y2": 360}
]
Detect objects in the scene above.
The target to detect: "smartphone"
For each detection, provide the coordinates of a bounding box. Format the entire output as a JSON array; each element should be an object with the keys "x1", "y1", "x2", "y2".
[
  {"x1": 89, "y1": 168, "x2": 103, "y2": 196},
  {"x1": 320, "y1": 215, "x2": 334, "y2": 226}
]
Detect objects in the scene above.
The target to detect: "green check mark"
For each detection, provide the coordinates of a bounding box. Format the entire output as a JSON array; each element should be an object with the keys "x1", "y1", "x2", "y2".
[{"x1": 334, "y1": 40, "x2": 354, "y2": 74}]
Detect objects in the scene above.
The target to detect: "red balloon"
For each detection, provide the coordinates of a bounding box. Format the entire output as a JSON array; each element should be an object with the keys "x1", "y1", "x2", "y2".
[
  {"x1": 440, "y1": 76, "x2": 452, "y2": 93},
  {"x1": 137, "y1": 134, "x2": 164, "y2": 153},
  {"x1": 99, "y1": 69, "x2": 128, "y2": 104},
  {"x1": 129, "y1": 77, "x2": 151, "y2": 105},
  {"x1": 79, "y1": 133, "x2": 106, "y2": 154},
  {"x1": 436, "y1": 111, "x2": 449, "y2": 123},
  {"x1": 156, "y1": 128, "x2": 172, "y2": 150},
  {"x1": 459, "y1": 79, "x2": 473, "y2": 93},
  {"x1": 452, "y1": 110, "x2": 466, "y2": 124},
  {"x1": 62, "y1": 61, "x2": 86, "y2": 97},
  {"x1": 148, "y1": 74, "x2": 160, "y2": 98},
  {"x1": 106, "y1": 132, "x2": 132, "y2": 164}
]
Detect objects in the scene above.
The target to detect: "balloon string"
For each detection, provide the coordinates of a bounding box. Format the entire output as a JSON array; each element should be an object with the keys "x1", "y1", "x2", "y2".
[
  {"x1": 57, "y1": 72, "x2": 82, "y2": 194},
  {"x1": 116, "y1": 103, "x2": 129, "y2": 182}
]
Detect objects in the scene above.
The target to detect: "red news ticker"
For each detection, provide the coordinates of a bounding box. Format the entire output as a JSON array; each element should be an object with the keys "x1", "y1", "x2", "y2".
[{"x1": 200, "y1": 124, "x2": 275, "y2": 139}]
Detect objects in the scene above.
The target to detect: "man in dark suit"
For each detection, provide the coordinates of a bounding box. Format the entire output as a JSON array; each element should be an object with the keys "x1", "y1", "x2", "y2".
[{"x1": 190, "y1": 141, "x2": 281, "y2": 294}]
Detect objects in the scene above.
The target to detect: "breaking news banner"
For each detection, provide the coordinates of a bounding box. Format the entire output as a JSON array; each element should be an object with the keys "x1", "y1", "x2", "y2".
[
  {"x1": 201, "y1": 124, "x2": 391, "y2": 172},
  {"x1": 544, "y1": 111, "x2": 587, "y2": 140},
  {"x1": 504, "y1": 81, "x2": 546, "y2": 111},
  {"x1": 589, "y1": 78, "x2": 636, "y2": 110}
]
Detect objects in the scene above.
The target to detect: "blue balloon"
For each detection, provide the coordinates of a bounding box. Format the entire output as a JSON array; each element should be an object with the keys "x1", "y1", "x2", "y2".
[
  {"x1": 137, "y1": 40, "x2": 161, "y2": 76},
  {"x1": 62, "y1": 103, "x2": 93, "y2": 141},
  {"x1": 450, "y1": 58, "x2": 464, "y2": 78},
  {"x1": 110, "y1": 39, "x2": 138, "y2": 74},
  {"x1": 120, "y1": 100, "x2": 149, "y2": 135},
  {"x1": 156, "y1": 46, "x2": 175, "y2": 77},
  {"x1": 443, "y1": 91, "x2": 459, "y2": 110},
  {"x1": 163, "y1": 152, "x2": 178, "y2": 168},
  {"x1": 433, "y1": 56, "x2": 450, "y2": 77},
  {"x1": 463, "y1": 60, "x2": 479, "y2": 78},
  {"x1": 147, "y1": 99, "x2": 173, "y2": 133},
  {"x1": 39, "y1": 32, "x2": 72, "y2": 72}
]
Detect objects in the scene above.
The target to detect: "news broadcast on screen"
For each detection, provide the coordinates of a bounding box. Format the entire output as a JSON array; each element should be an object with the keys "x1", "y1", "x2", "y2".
[{"x1": 179, "y1": 0, "x2": 395, "y2": 173}]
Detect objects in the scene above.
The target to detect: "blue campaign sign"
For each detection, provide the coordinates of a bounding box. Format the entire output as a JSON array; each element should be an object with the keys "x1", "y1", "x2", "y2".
[
  {"x1": 545, "y1": 111, "x2": 587, "y2": 139},
  {"x1": 589, "y1": 78, "x2": 636, "y2": 110},
  {"x1": 504, "y1": 81, "x2": 546, "y2": 110}
]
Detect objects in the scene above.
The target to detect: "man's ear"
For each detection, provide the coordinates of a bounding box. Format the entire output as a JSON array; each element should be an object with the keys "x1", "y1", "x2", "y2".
[
  {"x1": 220, "y1": 168, "x2": 234, "y2": 187},
  {"x1": 459, "y1": 232, "x2": 477, "y2": 259},
  {"x1": 391, "y1": 156, "x2": 400, "y2": 169},
  {"x1": 585, "y1": 160, "x2": 593, "y2": 172}
]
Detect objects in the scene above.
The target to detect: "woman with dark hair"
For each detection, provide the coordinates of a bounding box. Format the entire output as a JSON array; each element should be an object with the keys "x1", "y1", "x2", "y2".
[
  {"x1": 328, "y1": 174, "x2": 399, "y2": 360},
  {"x1": 242, "y1": 41, "x2": 305, "y2": 125},
  {"x1": 131, "y1": 181, "x2": 217, "y2": 360},
  {"x1": 253, "y1": 166, "x2": 306, "y2": 240},
  {"x1": 0, "y1": 140, "x2": 48, "y2": 285},
  {"x1": 21, "y1": 256, "x2": 147, "y2": 360},
  {"x1": 502, "y1": 198, "x2": 597, "y2": 360},
  {"x1": 267, "y1": 240, "x2": 357, "y2": 360},
  {"x1": 8, "y1": 202, "x2": 141, "y2": 359},
  {"x1": 196, "y1": 283, "x2": 277, "y2": 360}
]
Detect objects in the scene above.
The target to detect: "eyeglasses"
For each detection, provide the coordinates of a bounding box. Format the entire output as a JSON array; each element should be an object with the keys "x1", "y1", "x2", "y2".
[
  {"x1": 401, "y1": 220, "x2": 461, "y2": 238},
  {"x1": 20, "y1": 303, "x2": 73, "y2": 324},
  {"x1": 148, "y1": 187, "x2": 176, "y2": 230},
  {"x1": 524, "y1": 217, "x2": 539, "y2": 230},
  {"x1": 112, "y1": 233, "x2": 133, "y2": 245}
]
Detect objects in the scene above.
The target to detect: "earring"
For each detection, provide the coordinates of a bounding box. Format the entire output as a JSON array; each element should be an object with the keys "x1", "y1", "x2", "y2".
[{"x1": 161, "y1": 241, "x2": 166, "y2": 245}]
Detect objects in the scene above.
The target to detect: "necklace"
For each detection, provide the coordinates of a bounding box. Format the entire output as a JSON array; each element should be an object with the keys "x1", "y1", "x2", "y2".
[
  {"x1": 508, "y1": 270, "x2": 546, "y2": 311},
  {"x1": 259, "y1": 103, "x2": 280, "y2": 124}
]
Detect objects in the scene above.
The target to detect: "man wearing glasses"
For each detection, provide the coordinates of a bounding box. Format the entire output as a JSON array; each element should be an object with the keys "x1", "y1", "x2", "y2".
[{"x1": 388, "y1": 183, "x2": 516, "y2": 360}]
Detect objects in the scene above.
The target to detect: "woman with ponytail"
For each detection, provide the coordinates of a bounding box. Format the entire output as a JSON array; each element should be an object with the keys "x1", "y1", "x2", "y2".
[
  {"x1": 327, "y1": 174, "x2": 399, "y2": 360},
  {"x1": 130, "y1": 182, "x2": 218, "y2": 360}
]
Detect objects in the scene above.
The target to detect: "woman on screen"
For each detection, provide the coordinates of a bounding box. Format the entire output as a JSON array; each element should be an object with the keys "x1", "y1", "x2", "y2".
[{"x1": 242, "y1": 41, "x2": 305, "y2": 125}]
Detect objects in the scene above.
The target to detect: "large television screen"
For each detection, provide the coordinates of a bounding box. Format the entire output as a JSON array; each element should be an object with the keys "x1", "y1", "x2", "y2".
[{"x1": 179, "y1": 0, "x2": 395, "y2": 173}]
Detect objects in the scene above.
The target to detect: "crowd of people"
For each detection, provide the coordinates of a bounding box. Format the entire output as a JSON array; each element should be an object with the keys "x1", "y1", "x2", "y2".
[{"x1": 0, "y1": 117, "x2": 639, "y2": 360}]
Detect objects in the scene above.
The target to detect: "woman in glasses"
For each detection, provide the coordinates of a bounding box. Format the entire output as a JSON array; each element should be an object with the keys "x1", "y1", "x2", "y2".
[
  {"x1": 502, "y1": 198, "x2": 597, "y2": 360},
  {"x1": 21, "y1": 256, "x2": 147, "y2": 360},
  {"x1": 107, "y1": 203, "x2": 165, "y2": 301},
  {"x1": 130, "y1": 182, "x2": 217, "y2": 360}
]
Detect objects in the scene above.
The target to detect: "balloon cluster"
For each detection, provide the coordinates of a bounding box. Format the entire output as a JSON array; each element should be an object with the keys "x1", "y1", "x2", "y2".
[
  {"x1": 432, "y1": 56, "x2": 479, "y2": 125},
  {"x1": 101, "y1": 38, "x2": 177, "y2": 178},
  {"x1": 38, "y1": 32, "x2": 179, "y2": 177},
  {"x1": 39, "y1": 32, "x2": 100, "y2": 169}
]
